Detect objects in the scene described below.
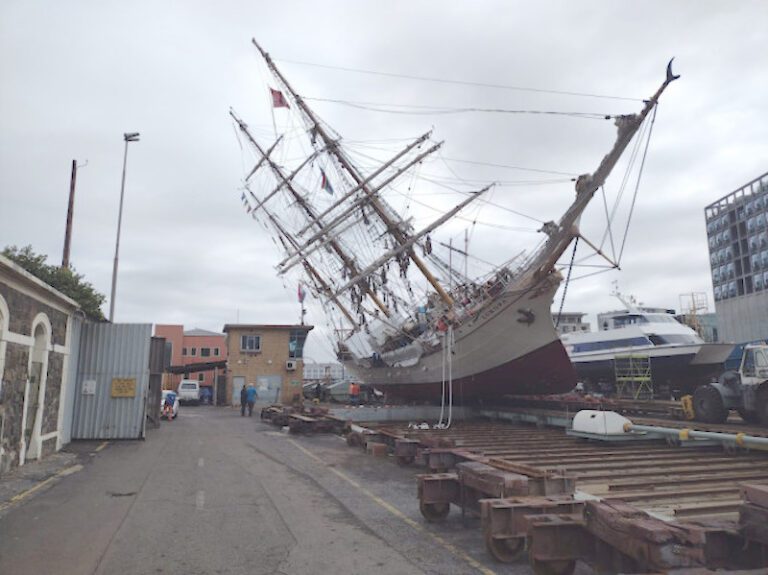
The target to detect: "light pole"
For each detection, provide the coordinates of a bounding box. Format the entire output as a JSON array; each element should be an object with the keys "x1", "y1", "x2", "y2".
[{"x1": 109, "y1": 132, "x2": 140, "y2": 322}]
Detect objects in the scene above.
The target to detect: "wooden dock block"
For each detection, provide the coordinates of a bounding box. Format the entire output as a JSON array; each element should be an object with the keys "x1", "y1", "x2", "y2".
[
  {"x1": 740, "y1": 483, "x2": 768, "y2": 509},
  {"x1": 367, "y1": 442, "x2": 388, "y2": 457}
]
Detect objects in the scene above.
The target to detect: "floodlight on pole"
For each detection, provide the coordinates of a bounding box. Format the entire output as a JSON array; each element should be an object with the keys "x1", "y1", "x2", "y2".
[{"x1": 109, "y1": 132, "x2": 140, "y2": 322}]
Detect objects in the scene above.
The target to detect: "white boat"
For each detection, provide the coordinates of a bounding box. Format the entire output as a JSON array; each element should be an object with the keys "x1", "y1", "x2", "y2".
[
  {"x1": 232, "y1": 40, "x2": 679, "y2": 401},
  {"x1": 562, "y1": 293, "x2": 733, "y2": 393}
]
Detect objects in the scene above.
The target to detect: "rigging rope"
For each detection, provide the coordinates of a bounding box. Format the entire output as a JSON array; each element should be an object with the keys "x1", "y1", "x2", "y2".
[
  {"x1": 436, "y1": 325, "x2": 454, "y2": 429},
  {"x1": 276, "y1": 58, "x2": 643, "y2": 101},
  {"x1": 618, "y1": 104, "x2": 659, "y2": 262},
  {"x1": 304, "y1": 97, "x2": 616, "y2": 120},
  {"x1": 555, "y1": 237, "x2": 579, "y2": 328}
]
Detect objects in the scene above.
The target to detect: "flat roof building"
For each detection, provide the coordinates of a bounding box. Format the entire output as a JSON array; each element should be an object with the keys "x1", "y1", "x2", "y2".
[
  {"x1": 705, "y1": 171, "x2": 768, "y2": 343},
  {"x1": 553, "y1": 312, "x2": 591, "y2": 336},
  {"x1": 222, "y1": 324, "x2": 313, "y2": 405}
]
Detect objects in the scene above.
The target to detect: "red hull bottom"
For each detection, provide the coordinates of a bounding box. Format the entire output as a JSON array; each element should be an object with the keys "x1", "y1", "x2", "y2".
[{"x1": 382, "y1": 340, "x2": 577, "y2": 402}]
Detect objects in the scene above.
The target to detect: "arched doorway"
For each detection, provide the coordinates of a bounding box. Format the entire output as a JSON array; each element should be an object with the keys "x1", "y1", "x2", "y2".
[{"x1": 21, "y1": 315, "x2": 50, "y2": 464}]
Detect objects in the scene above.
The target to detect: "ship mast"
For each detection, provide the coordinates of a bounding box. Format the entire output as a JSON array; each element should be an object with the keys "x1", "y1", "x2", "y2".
[
  {"x1": 278, "y1": 140, "x2": 444, "y2": 274},
  {"x1": 230, "y1": 110, "x2": 392, "y2": 318},
  {"x1": 533, "y1": 60, "x2": 680, "y2": 279},
  {"x1": 266, "y1": 205, "x2": 358, "y2": 327},
  {"x1": 252, "y1": 39, "x2": 456, "y2": 308}
]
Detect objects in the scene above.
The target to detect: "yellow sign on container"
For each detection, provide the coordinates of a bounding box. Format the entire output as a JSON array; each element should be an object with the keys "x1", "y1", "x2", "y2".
[{"x1": 111, "y1": 378, "x2": 136, "y2": 398}]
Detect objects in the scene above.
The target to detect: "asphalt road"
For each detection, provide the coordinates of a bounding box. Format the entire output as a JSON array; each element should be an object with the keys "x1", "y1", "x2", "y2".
[{"x1": 0, "y1": 406, "x2": 542, "y2": 575}]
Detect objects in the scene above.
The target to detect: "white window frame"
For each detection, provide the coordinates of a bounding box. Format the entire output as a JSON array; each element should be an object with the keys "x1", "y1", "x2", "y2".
[{"x1": 240, "y1": 335, "x2": 261, "y2": 352}]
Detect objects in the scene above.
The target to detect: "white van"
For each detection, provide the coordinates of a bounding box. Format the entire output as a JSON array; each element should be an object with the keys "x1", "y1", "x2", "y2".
[{"x1": 177, "y1": 379, "x2": 201, "y2": 404}]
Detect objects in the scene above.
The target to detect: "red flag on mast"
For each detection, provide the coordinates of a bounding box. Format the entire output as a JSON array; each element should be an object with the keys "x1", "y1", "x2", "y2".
[{"x1": 270, "y1": 88, "x2": 289, "y2": 109}]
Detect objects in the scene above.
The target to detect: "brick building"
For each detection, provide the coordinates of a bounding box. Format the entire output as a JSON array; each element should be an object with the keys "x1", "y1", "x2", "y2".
[
  {"x1": 154, "y1": 325, "x2": 225, "y2": 391},
  {"x1": 0, "y1": 254, "x2": 79, "y2": 473},
  {"x1": 223, "y1": 324, "x2": 313, "y2": 405}
]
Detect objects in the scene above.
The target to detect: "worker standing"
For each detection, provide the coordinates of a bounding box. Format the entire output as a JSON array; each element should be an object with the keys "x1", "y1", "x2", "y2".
[
  {"x1": 349, "y1": 382, "x2": 360, "y2": 405},
  {"x1": 240, "y1": 385, "x2": 248, "y2": 416},
  {"x1": 246, "y1": 383, "x2": 258, "y2": 417}
]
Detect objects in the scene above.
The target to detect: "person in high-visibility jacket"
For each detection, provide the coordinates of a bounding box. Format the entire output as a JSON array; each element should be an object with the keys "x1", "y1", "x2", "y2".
[{"x1": 349, "y1": 383, "x2": 360, "y2": 405}]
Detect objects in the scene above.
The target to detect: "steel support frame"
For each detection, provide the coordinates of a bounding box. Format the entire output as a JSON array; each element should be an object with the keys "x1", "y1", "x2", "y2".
[{"x1": 481, "y1": 497, "x2": 585, "y2": 563}]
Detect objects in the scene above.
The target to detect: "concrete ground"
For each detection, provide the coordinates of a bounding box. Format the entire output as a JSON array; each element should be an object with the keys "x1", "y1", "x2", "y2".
[{"x1": 0, "y1": 406, "x2": 567, "y2": 575}]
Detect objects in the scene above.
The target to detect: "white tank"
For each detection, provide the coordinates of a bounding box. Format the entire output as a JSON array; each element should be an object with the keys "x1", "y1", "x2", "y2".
[{"x1": 572, "y1": 410, "x2": 631, "y2": 435}]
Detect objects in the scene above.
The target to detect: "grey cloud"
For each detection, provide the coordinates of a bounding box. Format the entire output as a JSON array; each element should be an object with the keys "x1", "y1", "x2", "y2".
[{"x1": 1, "y1": 1, "x2": 766, "y2": 360}]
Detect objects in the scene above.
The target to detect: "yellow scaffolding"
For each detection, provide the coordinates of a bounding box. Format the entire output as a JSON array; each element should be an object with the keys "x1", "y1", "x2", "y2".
[{"x1": 613, "y1": 354, "x2": 653, "y2": 400}]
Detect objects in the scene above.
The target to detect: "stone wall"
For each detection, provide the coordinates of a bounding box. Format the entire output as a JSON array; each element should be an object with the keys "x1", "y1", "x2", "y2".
[
  {"x1": 0, "y1": 283, "x2": 68, "y2": 346},
  {"x1": 0, "y1": 342, "x2": 30, "y2": 474},
  {"x1": 0, "y1": 274, "x2": 73, "y2": 474},
  {"x1": 43, "y1": 353, "x2": 63, "y2": 435}
]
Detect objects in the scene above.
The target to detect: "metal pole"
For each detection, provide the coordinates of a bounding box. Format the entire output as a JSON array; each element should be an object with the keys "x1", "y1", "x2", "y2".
[
  {"x1": 109, "y1": 133, "x2": 139, "y2": 322},
  {"x1": 625, "y1": 422, "x2": 768, "y2": 451},
  {"x1": 62, "y1": 159, "x2": 77, "y2": 269}
]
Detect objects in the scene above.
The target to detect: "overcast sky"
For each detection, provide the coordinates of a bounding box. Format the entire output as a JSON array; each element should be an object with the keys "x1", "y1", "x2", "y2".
[{"x1": 2, "y1": 1, "x2": 767, "y2": 361}]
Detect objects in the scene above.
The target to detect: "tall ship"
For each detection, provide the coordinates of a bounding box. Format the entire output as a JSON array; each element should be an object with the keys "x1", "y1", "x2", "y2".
[{"x1": 232, "y1": 40, "x2": 679, "y2": 401}]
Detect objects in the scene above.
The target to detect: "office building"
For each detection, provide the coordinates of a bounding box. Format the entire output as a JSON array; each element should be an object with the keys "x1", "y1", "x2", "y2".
[{"x1": 705, "y1": 171, "x2": 768, "y2": 342}]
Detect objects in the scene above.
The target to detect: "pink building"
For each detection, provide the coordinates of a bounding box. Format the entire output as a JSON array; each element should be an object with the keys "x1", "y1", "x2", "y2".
[{"x1": 154, "y1": 325, "x2": 226, "y2": 389}]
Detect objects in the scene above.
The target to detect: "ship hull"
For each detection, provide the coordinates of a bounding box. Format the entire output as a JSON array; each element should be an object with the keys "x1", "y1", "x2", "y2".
[
  {"x1": 377, "y1": 339, "x2": 575, "y2": 401},
  {"x1": 344, "y1": 272, "x2": 578, "y2": 401},
  {"x1": 570, "y1": 343, "x2": 729, "y2": 394}
]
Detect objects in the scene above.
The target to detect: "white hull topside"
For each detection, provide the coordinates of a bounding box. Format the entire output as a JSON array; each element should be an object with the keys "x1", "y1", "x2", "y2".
[
  {"x1": 569, "y1": 343, "x2": 705, "y2": 365},
  {"x1": 344, "y1": 272, "x2": 564, "y2": 387}
]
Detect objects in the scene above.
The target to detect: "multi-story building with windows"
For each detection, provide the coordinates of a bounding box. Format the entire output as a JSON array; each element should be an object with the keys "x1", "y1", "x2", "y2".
[
  {"x1": 223, "y1": 324, "x2": 313, "y2": 405},
  {"x1": 303, "y1": 362, "x2": 352, "y2": 382},
  {"x1": 154, "y1": 325, "x2": 226, "y2": 390},
  {"x1": 552, "y1": 312, "x2": 591, "y2": 336},
  {"x1": 705, "y1": 171, "x2": 768, "y2": 343}
]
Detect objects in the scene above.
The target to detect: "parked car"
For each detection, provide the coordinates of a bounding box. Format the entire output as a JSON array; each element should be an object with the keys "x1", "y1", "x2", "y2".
[
  {"x1": 160, "y1": 390, "x2": 179, "y2": 419},
  {"x1": 177, "y1": 379, "x2": 201, "y2": 404}
]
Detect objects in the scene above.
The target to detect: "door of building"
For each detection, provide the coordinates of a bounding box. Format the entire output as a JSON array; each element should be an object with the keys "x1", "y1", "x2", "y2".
[
  {"x1": 256, "y1": 375, "x2": 281, "y2": 403},
  {"x1": 232, "y1": 376, "x2": 245, "y2": 406}
]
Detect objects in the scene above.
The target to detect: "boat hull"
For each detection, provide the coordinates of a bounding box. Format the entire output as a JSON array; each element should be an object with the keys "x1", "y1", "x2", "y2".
[
  {"x1": 344, "y1": 272, "x2": 578, "y2": 401},
  {"x1": 570, "y1": 343, "x2": 729, "y2": 394},
  {"x1": 377, "y1": 339, "x2": 575, "y2": 401}
]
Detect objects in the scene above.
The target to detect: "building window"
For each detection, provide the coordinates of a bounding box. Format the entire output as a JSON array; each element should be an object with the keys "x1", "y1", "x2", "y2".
[
  {"x1": 201, "y1": 347, "x2": 210, "y2": 357},
  {"x1": 198, "y1": 373, "x2": 205, "y2": 382},
  {"x1": 241, "y1": 335, "x2": 261, "y2": 352},
  {"x1": 191, "y1": 347, "x2": 197, "y2": 356},
  {"x1": 182, "y1": 347, "x2": 187, "y2": 356},
  {"x1": 214, "y1": 347, "x2": 220, "y2": 356},
  {"x1": 289, "y1": 329, "x2": 308, "y2": 359}
]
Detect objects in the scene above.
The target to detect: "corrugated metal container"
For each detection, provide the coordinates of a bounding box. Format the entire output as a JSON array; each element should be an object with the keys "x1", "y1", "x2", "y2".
[
  {"x1": 59, "y1": 314, "x2": 84, "y2": 445},
  {"x1": 71, "y1": 323, "x2": 152, "y2": 439}
]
